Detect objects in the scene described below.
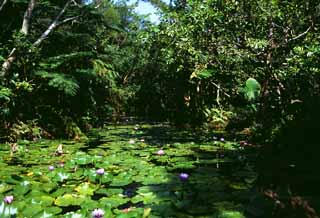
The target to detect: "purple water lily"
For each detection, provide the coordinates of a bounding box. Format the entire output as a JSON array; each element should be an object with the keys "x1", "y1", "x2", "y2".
[
  {"x1": 179, "y1": 173, "x2": 189, "y2": 182},
  {"x1": 96, "y1": 168, "x2": 105, "y2": 175},
  {"x1": 3, "y1": 195, "x2": 13, "y2": 204},
  {"x1": 92, "y1": 208, "x2": 104, "y2": 218},
  {"x1": 48, "y1": 165, "x2": 55, "y2": 171}
]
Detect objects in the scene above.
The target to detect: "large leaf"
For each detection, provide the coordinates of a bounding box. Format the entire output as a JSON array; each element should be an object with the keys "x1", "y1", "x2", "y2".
[
  {"x1": 243, "y1": 78, "x2": 261, "y2": 101},
  {"x1": 54, "y1": 194, "x2": 85, "y2": 207}
]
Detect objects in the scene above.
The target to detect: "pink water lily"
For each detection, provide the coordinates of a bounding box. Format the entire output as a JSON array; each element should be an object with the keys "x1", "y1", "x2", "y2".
[
  {"x1": 3, "y1": 195, "x2": 13, "y2": 204},
  {"x1": 96, "y1": 168, "x2": 105, "y2": 175},
  {"x1": 48, "y1": 165, "x2": 55, "y2": 171},
  {"x1": 156, "y1": 149, "x2": 165, "y2": 155},
  {"x1": 92, "y1": 208, "x2": 104, "y2": 218}
]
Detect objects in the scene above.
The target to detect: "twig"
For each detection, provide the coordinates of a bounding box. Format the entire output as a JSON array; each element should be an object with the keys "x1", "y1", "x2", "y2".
[
  {"x1": 211, "y1": 82, "x2": 231, "y2": 98},
  {"x1": 288, "y1": 26, "x2": 311, "y2": 42}
]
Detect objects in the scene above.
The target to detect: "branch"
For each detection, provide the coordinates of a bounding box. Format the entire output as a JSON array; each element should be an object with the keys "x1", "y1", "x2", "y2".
[
  {"x1": 0, "y1": 0, "x2": 8, "y2": 13},
  {"x1": 58, "y1": 15, "x2": 79, "y2": 26},
  {"x1": 288, "y1": 26, "x2": 311, "y2": 42},
  {"x1": 1, "y1": 48, "x2": 16, "y2": 77},
  {"x1": 33, "y1": 0, "x2": 72, "y2": 47},
  {"x1": 1, "y1": 0, "x2": 72, "y2": 77},
  {"x1": 210, "y1": 82, "x2": 231, "y2": 98}
]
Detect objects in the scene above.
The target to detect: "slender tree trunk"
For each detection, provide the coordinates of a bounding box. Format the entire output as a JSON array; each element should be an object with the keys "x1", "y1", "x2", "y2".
[
  {"x1": 1, "y1": 0, "x2": 73, "y2": 78},
  {"x1": 21, "y1": 0, "x2": 36, "y2": 35},
  {"x1": 0, "y1": 0, "x2": 8, "y2": 13},
  {"x1": 1, "y1": 0, "x2": 36, "y2": 77}
]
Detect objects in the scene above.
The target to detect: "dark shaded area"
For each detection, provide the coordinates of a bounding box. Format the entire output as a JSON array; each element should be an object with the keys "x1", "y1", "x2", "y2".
[{"x1": 90, "y1": 123, "x2": 320, "y2": 218}]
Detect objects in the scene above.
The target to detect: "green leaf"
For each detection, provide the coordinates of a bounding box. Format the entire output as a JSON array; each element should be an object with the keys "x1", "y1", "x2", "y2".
[
  {"x1": 54, "y1": 194, "x2": 85, "y2": 207},
  {"x1": 214, "y1": 210, "x2": 246, "y2": 218},
  {"x1": 74, "y1": 182, "x2": 95, "y2": 196},
  {"x1": 243, "y1": 78, "x2": 261, "y2": 101},
  {"x1": 99, "y1": 196, "x2": 129, "y2": 208}
]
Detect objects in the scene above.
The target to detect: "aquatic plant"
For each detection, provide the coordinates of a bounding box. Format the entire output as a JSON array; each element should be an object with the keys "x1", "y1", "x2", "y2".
[
  {"x1": 3, "y1": 196, "x2": 13, "y2": 204},
  {"x1": 156, "y1": 149, "x2": 165, "y2": 155},
  {"x1": 179, "y1": 173, "x2": 189, "y2": 181},
  {"x1": 96, "y1": 168, "x2": 105, "y2": 175},
  {"x1": 92, "y1": 208, "x2": 104, "y2": 218}
]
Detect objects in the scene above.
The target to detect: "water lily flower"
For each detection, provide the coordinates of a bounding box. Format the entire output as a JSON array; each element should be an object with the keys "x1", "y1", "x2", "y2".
[
  {"x1": 220, "y1": 137, "x2": 225, "y2": 142},
  {"x1": 156, "y1": 149, "x2": 165, "y2": 155},
  {"x1": 96, "y1": 168, "x2": 105, "y2": 175},
  {"x1": 55, "y1": 144, "x2": 63, "y2": 155},
  {"x1": 179, "y1": 173, "x2": 189, "y2": 181},
  {"x1": 140, "y1": 139, "x2": 145, "y2": 142},
  {"x1": 92, "y1": 208, "x2": 104, "y2": 218},
  {"x1": 3, "y1": 195, "x2": 13, "y2": 204},
  {"x1": 129, "y1": 139, "x2": 135, "y2": 144},
  {"x1": 48, "y1": 165, "x2": 55, "y2": 171}
]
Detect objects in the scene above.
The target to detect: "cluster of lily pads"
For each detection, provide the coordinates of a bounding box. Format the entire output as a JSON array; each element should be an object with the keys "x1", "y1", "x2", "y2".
[{"x1": 0, "y1": 124, "x2": 254, "y2": 217}]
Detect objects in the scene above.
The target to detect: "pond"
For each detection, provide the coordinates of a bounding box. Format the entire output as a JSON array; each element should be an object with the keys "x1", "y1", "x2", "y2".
[{"x1": 0, "y1": 123, "x2": 258, "y2": 218}]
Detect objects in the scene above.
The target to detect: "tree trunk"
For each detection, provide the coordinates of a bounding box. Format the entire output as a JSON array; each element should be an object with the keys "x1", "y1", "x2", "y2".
[
  {"x1": 1, "y1": 0, "x2": 36, "y2": 77},
  {"x1": 21, "y1": 0, "x2": 36, "y2": 35},
  {"x1": 0, "y1": 0, "x2": 8, "y2": 13},
  {"x1": 1, "y1": 0, "x2": 73, "y2": 78}
]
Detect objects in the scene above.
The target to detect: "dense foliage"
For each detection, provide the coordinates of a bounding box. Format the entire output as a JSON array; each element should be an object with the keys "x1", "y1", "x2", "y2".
[
  {"x1": 0, "y1": 0, "x2": 151, "y2": 140},
  {"x1": 138, "y1": 0, "x2": 320, "y2": 139},
  {"x1": 1, "y1": 0, "x2": 320, "y2": 217},
  {"x1": 1, "y1": 0, "x2": 319, "y2": 143}
]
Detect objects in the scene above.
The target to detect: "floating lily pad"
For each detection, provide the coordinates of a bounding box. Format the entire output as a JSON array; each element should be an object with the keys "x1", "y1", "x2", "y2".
[
  {"x1": 99, "y1": 196, "x2": 129, "y2": 207},
  {"x1": 55, "y1": 194, "x2": 85, "y2": 206},
  {"x1": 74, "y1": 182, "x2": 95, "y2": 196}
]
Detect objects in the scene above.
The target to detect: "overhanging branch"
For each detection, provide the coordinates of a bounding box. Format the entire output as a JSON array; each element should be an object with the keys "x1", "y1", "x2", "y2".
[{"x1": 33, "y1": 0, "x2": 72, "y2": 47}]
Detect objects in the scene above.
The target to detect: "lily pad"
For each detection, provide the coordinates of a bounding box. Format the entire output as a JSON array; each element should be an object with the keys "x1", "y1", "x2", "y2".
[{"x1": 55, "y1": 194, "x2": 85, "y2": 206}]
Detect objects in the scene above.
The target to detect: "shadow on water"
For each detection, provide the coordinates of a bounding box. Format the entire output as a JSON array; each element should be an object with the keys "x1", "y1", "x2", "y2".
[
  {"x1": 99, "y1": 122, "x2": 320, "y2": 218},
  {"x1": 90, "y1": 122, "x2": 260, "y2": 218}
]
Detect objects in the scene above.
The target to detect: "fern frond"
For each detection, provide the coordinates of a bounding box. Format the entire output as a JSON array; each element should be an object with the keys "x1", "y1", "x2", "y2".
[
  {"x1": 35, "y1": 71, "x2": 79, "y2": 96},
  {"x1": 92, "y1": 59, "x2": 119, "y2": 84}
]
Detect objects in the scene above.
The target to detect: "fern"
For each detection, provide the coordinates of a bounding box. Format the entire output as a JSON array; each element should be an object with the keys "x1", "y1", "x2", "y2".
[
  {"x1": 39, "y1": 52, "x2": 94, "y2": 70},
  {"x1": 48, "y1": 76, "x2": 79, "y2": 96},
  {"x1": 93, "y1": 59, "x2": 119, "y2": 85},
  {"x1": 35, "y1": 71, "x2": 79, "y2": 96}
]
